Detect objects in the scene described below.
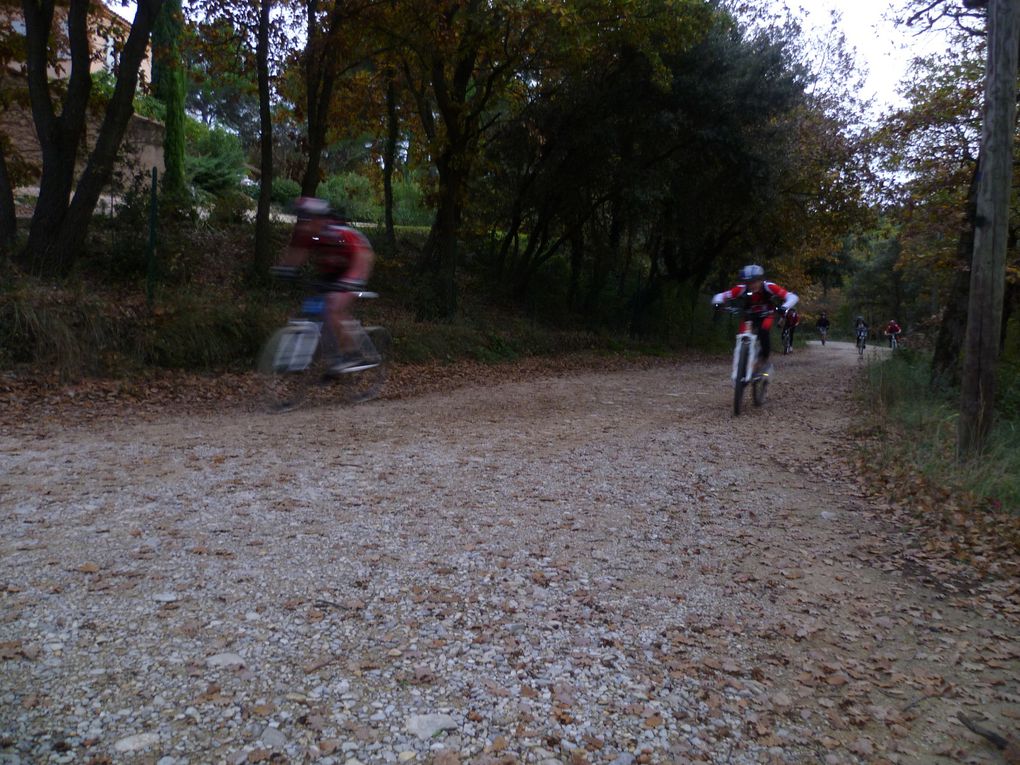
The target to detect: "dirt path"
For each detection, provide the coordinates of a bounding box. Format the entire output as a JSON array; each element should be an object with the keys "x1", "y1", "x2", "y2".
[{"x1": 1, "y1": 342, "x2": 1017, "y2": 765}]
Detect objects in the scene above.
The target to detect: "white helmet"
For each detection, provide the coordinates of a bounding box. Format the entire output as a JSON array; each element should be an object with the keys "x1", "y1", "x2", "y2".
[{"x1": 292, "y1": 196, "x2": 330, "y2": 217}]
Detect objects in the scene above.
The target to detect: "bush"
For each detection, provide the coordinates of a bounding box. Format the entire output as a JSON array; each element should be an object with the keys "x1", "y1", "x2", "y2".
[
  {"x1": 392, "y1": 176, "x2": 433, "y2": 226},
  {"x1": 0, "y1": 281, "x2": 128, "y2": 380},
  {"x1": 271, "y1": 177, "x2": 301, "y2": 207},
  {"x1": 865, "y1": 351, "x2": 1020, "y2": 512},
  {"x1": 141, "y1": 291, "x2": 282, "y2": 369},
  {"x1": 187, "y1": 127, "x2": 247, "y2": 196},
  {"x1": 320, "y1": 173, "x2": 382, "y2": 223}
]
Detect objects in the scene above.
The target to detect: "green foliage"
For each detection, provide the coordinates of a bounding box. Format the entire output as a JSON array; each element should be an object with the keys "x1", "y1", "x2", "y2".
[
  {"x1": 391, "y1": 176, "x2": 433, "y2": 227},
  {"x1": 0, "y1": 276, "x2": 286, "y2": 378},
  {"x1": 186, "y1": 126, "x2": 247, "y2": 196},
  {"x1": 91, "y1": 70, "x2": 165, "y2": 121},
  {"x1": 320, "y1": 173, "x2": 382, "y2": 223},
  {"x1": 866, "y1": 352, "x2": 1020, "y2": 512},
  {"x1": 153, "y1": 0, "x2": 189, "y2": 204},
  {"x1": 271, "y1": 177, "x2": 301, "y2": 207},
  {"x1": 141, "y1": 291, "x2": 281, "y2": 369},
  {"x1": 0, "y1": 281, "x2": 124, "y2": 380}
]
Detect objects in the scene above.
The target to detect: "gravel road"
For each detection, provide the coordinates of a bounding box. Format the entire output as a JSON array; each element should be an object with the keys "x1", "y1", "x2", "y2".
[{"x1": 1, "y1": 341, "x2": 1017, "y2": 765}]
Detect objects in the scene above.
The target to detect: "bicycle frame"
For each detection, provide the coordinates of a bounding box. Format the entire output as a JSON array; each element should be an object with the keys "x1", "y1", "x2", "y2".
[
  {"x1": 269, "y1": 295, "x2": 328, "y2": 372},
  {"x1": 731, "y1": 316, "x2": 759, "y2": 384}
]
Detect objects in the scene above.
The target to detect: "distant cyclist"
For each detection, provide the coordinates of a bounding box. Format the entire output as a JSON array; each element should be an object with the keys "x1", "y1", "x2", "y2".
[
  {"x1": 782, "y1": 306, "x2": 800, "y2": 351},
  {"x1": 854, "y1": 316, "x2": 869, "y2": 354},
  {"x1": 712, "y1": 264, "x2": 798, "y2": 375},
  {"x1": 884, "y1": 319, "x2": 902, "y2": 348},
  {"x1": 816, "y1": 311, "x2": 830, "y2": 344}
]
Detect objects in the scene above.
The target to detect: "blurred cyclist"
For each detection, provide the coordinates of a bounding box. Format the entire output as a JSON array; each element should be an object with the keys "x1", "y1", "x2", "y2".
[{"x1": 271, "y1": 196, "x2": 376, "y2": 372}]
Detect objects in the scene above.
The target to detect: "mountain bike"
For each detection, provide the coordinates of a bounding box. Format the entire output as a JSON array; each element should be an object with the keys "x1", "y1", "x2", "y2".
[
  {"x1": 781, "y1": 325, "x2": 793, "y2": 354},
  {"x1": 856, "y1": 327, "x2": 868, "y2": 357},
  {"x1": 817, "y1": 326, "x2": 828, "y2": 345},
  {"x1": 257, "y1": 290, "x2": 389, "y2": 413},
  {"x1": 723, "y1": 303, "x2": 770, "y2": 416},
  {"x1": 886, "y1": 331, "x2": 900, "y2": 350}
]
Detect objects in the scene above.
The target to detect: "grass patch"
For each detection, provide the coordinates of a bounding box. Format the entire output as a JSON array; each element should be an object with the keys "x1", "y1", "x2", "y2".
[{"x1": 864, "y1": 350, "x2": 1020, "y2": 512}]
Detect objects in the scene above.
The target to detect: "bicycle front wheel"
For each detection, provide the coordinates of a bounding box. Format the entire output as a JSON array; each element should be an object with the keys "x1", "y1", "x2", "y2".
[
  {"x1": 338, "y1": 326, "x2": 390, "y2": 404},
  {"x1": 258, "y1": 326, "x2": 319, "y2": 413}
]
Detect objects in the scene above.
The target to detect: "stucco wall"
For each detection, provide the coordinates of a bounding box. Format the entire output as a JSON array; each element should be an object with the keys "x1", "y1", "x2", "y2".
[{"x1": 0, "y1": 105, "x2": 165, "y2": 193}]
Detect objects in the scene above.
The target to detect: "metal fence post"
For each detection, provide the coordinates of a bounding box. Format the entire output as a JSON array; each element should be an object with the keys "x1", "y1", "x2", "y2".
[{"x1": 147, "y1": 167, "x2": 158, "y2": 308}]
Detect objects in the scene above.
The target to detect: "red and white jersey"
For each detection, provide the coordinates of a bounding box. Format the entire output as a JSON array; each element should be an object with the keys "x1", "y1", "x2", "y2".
[{"x1": 713, "y1": 282, "x2": 798, "y2": 315}]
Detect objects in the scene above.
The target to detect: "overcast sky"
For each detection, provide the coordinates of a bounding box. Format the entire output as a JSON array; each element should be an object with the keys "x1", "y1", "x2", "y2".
[{"x1": 780, "y1": 0, "x2": 955, "y2": 112}]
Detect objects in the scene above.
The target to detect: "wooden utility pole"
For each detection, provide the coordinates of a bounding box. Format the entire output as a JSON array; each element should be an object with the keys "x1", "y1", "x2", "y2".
[{"x1": 958, "y1": 0, "x2": 1020, "y2": 458}]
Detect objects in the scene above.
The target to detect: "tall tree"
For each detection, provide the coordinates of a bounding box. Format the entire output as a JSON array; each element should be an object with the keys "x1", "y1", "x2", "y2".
[
  {"x1": 20, "y1": 0, "x2": 164, "y2": 273},
  {"x1": 0, "y1": 19, "x2": 27, "y2": 254},
  {"x1": 386, "y1": 0, "x2": 544, "y2": 316},
  {"x1": 152, "y1": 0, "x2": 189, "y2": 206},
  {"x1": 253, "y1": 0, "x2": 273, "y2": 278},
  {"x1": 295, "y1": 0, "x2": 378, "y2": 196},
  {"x1": 0, "y1": 139, "x2": 15, "y2": 255},
  {"x1": 196, "y1": 0, "x2": 286, "y2": 277},
  {"x1": 958, "y1": 0, "x2": 1020, "y2": 457}
]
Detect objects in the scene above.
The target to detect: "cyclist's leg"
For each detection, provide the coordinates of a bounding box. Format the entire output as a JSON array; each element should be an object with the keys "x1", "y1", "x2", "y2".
[
  {"x1": 325, "y1": 290, "x2": 356, "y2": 354},
  {"x1": 755, "y1": 317, "x2": 772, "y2": 371}
]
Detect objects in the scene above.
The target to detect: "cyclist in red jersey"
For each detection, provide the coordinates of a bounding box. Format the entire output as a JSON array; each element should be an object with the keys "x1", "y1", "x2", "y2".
[
  {"x1": 884, "y1": 319, "x2": 902, "y2": 348},
  {"x1": 712, "y1": 264, "x2": 798, "y2": 373},
  {"x1": 272, "y1": 196, "x2": 376, "y2": 372}
]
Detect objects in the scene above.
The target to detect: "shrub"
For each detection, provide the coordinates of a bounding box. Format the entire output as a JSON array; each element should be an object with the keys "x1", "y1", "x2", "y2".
[
  {"x1": 320, "y1": 173, "x2": 382, "y2": 223},
  {"x1": 187, "y1": 127, "x2": 247, "y2": 196},
  {"x1": 865, "y1": 351, "x2": 1020, "y2": 511},
  {"x1": 392, "y1": 176, "x2": 433, "y2": 226},
  {"x1": 140, "y1": 290, "x2": 282, "y2": 369},
  {"x1": 271, "y1": 177, "x2": 301, "y2": 207}
]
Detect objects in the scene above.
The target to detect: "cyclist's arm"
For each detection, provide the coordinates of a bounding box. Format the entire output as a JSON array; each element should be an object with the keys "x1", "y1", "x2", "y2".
[
  {"x1": 711, "y1": 286, "x2": 742, "y2": 305},
  {"x1": 765, "y1": 283, "x2": 798, "y2": 311}
]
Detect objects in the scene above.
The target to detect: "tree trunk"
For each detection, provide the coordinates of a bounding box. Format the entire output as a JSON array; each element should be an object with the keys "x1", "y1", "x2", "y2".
[
  {"x1": 0, "y1": 142, "x2": 16, "y2": 255},
  {"x1": 299, "y1": 48, "x2": 334, "y2": 197},
  {"x1": 382, "y1": 77, "x2": 398, "y2": 251},
  {"x1": 50, "y1": 0, "x2": 163, "y2": 265},
  {"x1": 252, "y1": 0, "x2": 274, "y2": 280},
  {"x1": 420, "y1": 164, "x2": 461, "y2": 317},
  {"x1": 958, "y1": 0, "x2": 1020, "y2": 458},
  {"x1": 931, "y1": 158, "x2": 980, "y2": 389},
  {"x1": 568, "y1": 229, "x2": 584, "y2": 310},
  {"x1": 20, "y1": 0, "x2": 92, "y2": 272}
]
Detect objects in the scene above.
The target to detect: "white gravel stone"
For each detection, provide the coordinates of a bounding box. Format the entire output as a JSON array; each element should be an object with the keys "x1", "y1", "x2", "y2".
[
  {"x1": 113, "y1": 732, "x2": 160, "y2": 753},
  {"x1": 405, "y1": 713, "x2": 458, "y2": 740}
]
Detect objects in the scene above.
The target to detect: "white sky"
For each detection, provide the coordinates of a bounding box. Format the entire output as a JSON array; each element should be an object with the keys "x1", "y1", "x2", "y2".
[{"x1": 779, "y1": 0, "x2": 954, "y2": 113}]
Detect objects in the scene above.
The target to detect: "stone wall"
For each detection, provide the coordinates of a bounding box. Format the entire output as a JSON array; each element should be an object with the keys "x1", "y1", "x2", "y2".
[{"x1": 0, "y1": 104, "x2": 165, "y2": 197}]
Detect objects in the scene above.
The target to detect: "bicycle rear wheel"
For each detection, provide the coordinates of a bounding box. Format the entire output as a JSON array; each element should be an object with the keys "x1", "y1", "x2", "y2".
[
  {"x1": 337, "y1": 326, "x2": 389, "y2": 404},
  {"x1": 733, "y1": 343, "x2": 749, "y2": 416},
  {"x1": 258, "y1": 326, "x2": 320, "y2": 413}
]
